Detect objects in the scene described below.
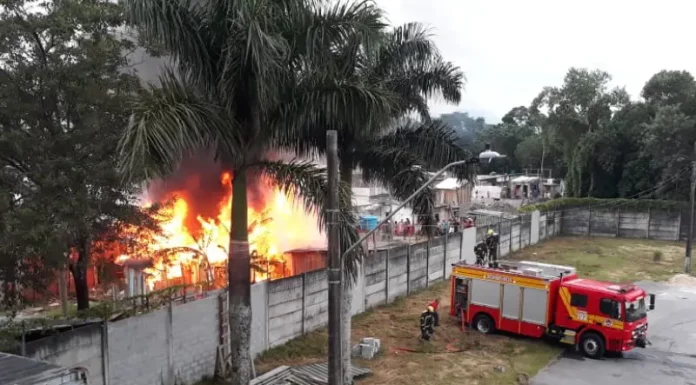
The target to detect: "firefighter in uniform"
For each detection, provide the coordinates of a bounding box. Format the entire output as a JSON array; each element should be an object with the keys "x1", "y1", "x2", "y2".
[
  {"x1": 474, "y1": 241, "x2": 487, "y2": 265},
  {"x1": 485, "y1": 229, "x2": 500, "y2": 267},
  {"x1": 420, "y1": 305, "x2": 437, "y2": 341}
]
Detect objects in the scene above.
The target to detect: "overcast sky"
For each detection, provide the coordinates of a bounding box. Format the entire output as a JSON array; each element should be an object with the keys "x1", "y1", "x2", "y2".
[{"x1": 377, "y1": 0, "x2": 695, "y2": 123}]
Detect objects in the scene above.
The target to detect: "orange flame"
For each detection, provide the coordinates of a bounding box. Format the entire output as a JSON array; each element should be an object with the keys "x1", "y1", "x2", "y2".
[{"x1": 118, "y1": 172, "x2": 325, "y2": 290}]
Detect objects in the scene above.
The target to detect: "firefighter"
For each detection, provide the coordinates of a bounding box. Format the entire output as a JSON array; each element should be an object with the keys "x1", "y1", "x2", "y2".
[
  {"x1": 474, "y1": 241, "x2": 487, "y2": 265},
  {"x1": 485, "y1": 229, "x2": 499, "y2": 267},
  {"x1": 419, "y1": 305, "x2": 437, "y2": 341}
]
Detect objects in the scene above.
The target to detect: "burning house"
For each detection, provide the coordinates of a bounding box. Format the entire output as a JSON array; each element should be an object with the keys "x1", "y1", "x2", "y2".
[{"x1": 116, "y1": 154, "x2": 327, "y2": 292}]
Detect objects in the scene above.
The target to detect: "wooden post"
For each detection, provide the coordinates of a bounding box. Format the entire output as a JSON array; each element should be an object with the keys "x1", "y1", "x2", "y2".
[
  {"x1": 646, "y1": 206, "x2": 651, "y2": 239},
  {"x1": 587, "y1": 207, "x2": 592, "y2": 236}
]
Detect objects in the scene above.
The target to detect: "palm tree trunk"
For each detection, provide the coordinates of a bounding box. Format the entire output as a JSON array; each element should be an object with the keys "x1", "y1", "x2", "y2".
[
  {"x1": 339, "y1": 155, "x2": 354, "y2": 385},
  {"x1": 228, "y1": 167, "x2": 252, "y2": 385}
]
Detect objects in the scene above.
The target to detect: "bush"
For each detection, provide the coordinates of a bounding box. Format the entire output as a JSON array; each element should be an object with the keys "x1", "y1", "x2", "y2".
[{"x1": 653, "y1": 251, "x2": 663, "y2": 262}]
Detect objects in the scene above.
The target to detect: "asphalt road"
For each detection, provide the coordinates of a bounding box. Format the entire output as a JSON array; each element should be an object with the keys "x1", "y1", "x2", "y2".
[{"x1": 532, "y1": 281, "x2": 696, "y2": 385}]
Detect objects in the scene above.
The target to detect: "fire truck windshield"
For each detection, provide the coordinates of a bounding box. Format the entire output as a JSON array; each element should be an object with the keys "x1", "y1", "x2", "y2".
[{"x1": 625, "y1": 297, "x2": 647, "y2": 322}]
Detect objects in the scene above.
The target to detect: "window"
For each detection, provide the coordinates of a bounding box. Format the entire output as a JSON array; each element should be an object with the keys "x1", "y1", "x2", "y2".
[
  {"x1": 570, "y1": 293, "x2": 588, "y2": 308},
  {"x1": 600, "y1": 298, "x2": 621, "y2": 319}
]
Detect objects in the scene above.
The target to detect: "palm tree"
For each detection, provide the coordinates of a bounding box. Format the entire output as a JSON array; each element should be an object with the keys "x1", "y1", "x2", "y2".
[
  {"x1": 291, "y1": 22, "x2": 473, "y2": 384},
  {"x1": 117, "y1": 1, "x2": 386, "y2": 384}
]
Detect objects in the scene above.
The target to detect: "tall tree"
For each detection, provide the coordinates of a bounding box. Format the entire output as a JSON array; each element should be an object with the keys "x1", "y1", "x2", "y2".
[
  {"x1": 532, "y1": 68, "x2": 629, "y2": 197},
  {"x1": 289, "y1": 22, "x2": 471, "y2": 383},
  {"x1": 118, "y1": 1, "x2": 383, "y2": 383},
  {"x1": 0, "y1": 0, "x2": 159, "y2": 310}
]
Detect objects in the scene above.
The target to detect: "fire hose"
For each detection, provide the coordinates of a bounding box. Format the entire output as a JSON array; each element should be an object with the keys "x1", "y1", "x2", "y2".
[{"x1": 389, "y1": 343, "x2": 464, "y2": 354}]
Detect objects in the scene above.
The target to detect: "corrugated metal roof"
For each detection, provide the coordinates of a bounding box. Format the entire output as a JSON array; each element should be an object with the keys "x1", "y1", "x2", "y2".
[
  {"x1": 0, "y1": 352, "x2": 75, "y2": 385},
  {"x1": 251, "y1": 363, "x2": 372, "y2": 385},
  {"x1": 292, "y1": 362, "x2": 372, "y2": 383},
  {"x1": 251, "y1": 366, "x2": 322, "y2": 385}
]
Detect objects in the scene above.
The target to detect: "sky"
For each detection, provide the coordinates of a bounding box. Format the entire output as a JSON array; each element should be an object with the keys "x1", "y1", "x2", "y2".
[{"x1": 377, "y1": 0, "x2": 696, "y2": 123}]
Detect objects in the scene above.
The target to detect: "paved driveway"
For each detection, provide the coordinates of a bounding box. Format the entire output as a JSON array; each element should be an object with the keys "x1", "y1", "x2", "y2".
[{"x1": 532, "y1": 281, "x2": 696, "y2": 385}]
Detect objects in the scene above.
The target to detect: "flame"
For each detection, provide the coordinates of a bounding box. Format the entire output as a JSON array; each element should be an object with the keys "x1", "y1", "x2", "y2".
[{"x1": 118, "y1": 171, "x2": 325, "y2": 290}]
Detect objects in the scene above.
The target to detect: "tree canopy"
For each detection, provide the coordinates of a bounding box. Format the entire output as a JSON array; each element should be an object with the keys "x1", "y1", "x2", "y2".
[
  {"x1": 0, "y1": 0, "x2": 160, "y2": 310},
  {"x1": 449, "y1": 67, "x2": 696, "y2": 201}
]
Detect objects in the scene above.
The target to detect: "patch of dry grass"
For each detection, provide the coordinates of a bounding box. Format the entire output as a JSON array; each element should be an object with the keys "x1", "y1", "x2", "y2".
[
  {"x1": 256, "y1": 281, "x2": 560, "y2": 385},
  {"x1": 510, "y1": 236, "x2": 686, "y2": 282},
  {"x1": 254, "y1": 236, "x2": 682, "y2": 385}
]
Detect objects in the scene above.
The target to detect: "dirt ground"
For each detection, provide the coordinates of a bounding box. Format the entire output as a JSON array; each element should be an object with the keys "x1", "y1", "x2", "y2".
[{"x1": 206, "y1": 236, "x2": 688, "y2": 385}]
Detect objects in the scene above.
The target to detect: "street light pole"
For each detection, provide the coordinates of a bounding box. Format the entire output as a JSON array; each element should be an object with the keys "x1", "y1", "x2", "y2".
[
  {"x1": 685, "y1": 141, "x2": 696, "y2": 274},
  {"x1": 326, "y1": 130, "x2": 342, "y2": 385},
  {"x1": 342, "y1": 158, "x2": 481, "y2": 260}
]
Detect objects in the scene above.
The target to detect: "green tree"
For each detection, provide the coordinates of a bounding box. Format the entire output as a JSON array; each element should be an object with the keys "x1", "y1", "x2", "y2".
[
  {"x1": 0, "y1": 0, "x2": 159, "y2": 310},
  {"x1": 117, "y1": 1, "x2": 383, "y2": 383},
  {"x1": 533, "y1": 68, "x2": 629, "y2": 197}
]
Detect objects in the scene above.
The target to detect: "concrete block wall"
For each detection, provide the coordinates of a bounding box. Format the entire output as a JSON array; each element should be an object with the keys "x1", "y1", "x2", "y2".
[
  {"x1": 23, "y1": 323, "x2": 104, "y2": 385},
  {"x1": 16, "y1": 210, "x2": 551, "y2": 385},
  {"x1": 558, "y1": 207, "x2": 683, "y2": 241},
  {"x1": 107, "y1": 306, "x2": 170, "y2": 385}
]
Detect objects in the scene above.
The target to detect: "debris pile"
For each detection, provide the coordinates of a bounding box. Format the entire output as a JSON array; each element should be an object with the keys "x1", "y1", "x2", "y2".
[
  {"x1": 668, "y1": 274, "x2": 696, "y2": 287},
  {"x1": 351, "y1": 337, "x2": 381, "y2": 360}
]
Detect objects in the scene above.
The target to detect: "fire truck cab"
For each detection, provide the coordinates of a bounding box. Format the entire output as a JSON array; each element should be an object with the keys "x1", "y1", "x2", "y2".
[{"x1": 450, "y1": 260, "x2": 655, "y2": 358}]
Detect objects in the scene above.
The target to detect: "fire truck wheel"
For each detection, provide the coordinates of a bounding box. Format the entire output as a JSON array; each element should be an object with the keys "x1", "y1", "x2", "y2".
[
  {"x1": 580, "y1": 332, "x2": 605, "y2": 359},
  {"x1": 473, "y1": 314, "x2": 494, "y2": 334}
]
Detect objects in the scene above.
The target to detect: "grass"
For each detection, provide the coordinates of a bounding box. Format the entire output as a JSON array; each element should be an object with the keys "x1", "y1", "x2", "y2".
[
  {"x1": 255, "y1": 281, "x2": 560, "y2": 385},
  {"x1": 510, "y1": 236, "x2": 686, "y2": 282},
  {"x1": 215, "y1": 236, "x2": 686, "y2": 385}
]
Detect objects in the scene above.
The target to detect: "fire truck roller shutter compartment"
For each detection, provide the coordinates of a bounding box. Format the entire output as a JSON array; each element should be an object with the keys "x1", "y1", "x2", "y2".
[
  {"x1": 471, "y1": 279, "x2": 500, "y2": 308},
  {"x1": 502, "y1": 284, "x2": 521, "y2": 320},
  {"x1": 522, "y1": 288, "x2": 548, "y2": 326}
]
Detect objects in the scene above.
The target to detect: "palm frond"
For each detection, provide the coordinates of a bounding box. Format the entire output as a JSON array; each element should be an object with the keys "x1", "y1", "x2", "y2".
[
  {"x1": 388, "y1": 58, "x2": 465, "y2": 108},
  {"x1": 257, "y1": 160, "x2": 362, "y2": 281},
  {"x1": 272, "y1": 73, "x2": 397, "y2": 156},
  {"x1": 374, "y1": 22, "x2": 439, "y2": 74},
  {"x1": 353, "y1": 143, "x2": 437, "y2": 235},
  {"x1": 293, "y1": 0, "x2": 386, "y2": 62},
  {"x1": 117, "y1": 69, "x2": 241, "y2": 181},
  {"x1": 376, "y1": 120, "x2": 475, "y2": 181},
  {"x1": 122, "y1": 0, "x2": 216, "y2": 92}
]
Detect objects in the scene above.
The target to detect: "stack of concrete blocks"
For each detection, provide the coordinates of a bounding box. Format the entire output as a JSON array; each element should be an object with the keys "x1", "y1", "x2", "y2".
[{"x1": 351, "y1": 337, "x2": 381, "y2": 359}]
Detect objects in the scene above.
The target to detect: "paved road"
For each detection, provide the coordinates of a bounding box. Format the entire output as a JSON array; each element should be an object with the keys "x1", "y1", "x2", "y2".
[{"x1": 532, "y1": 281, "x2": 696, "y2": 385}]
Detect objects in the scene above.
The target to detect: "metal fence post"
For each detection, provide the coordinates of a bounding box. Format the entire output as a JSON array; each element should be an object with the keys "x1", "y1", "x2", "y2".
[
  {"x1": 508, "y1": 219, "x2": 512, "y2": 255},
  {"x1": 443, "y1": 232, "x2": 448, "y2": 279},
  {"x1": 406, "y1": 244, "x2": 411, "y2": 295},
  {"x1": 384, "y1": 249, "x2": 390, "y2": 303},
  {"x1": 497, "y1": 221, "x2": 502, "y2": 258}
]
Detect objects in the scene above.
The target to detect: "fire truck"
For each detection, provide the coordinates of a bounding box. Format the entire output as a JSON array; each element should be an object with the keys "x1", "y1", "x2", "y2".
[{"x1": 449, "y1": 260, "x2": 655, "y2": 358}]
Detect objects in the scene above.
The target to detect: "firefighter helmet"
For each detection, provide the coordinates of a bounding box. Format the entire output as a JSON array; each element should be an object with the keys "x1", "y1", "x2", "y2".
[
  {"x1": 427, "y1": 306, "x2": 434, "y2": 312},
  {"x1": 487, "y1": 229, "x2": 494, "y2": 235}
]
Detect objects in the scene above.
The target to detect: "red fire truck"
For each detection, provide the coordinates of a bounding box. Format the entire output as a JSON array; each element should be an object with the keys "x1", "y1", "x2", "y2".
[{"x1": 449, "y1": 260, "x2": 655, "y2": 358}]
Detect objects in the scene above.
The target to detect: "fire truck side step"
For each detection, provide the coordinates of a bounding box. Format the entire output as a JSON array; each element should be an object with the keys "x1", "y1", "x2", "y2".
[{"x1": 560, "y1": 330, "x2": 577, "y2": 345}]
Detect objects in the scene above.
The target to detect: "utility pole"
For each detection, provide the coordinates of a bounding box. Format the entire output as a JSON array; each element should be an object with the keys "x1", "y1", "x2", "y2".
[
  {"x1": 326, "y1": 130, "x2": 342, "y2": 385},
  {"x1": 686, "y1": 141, "x2": 696, "y2": 274}
]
